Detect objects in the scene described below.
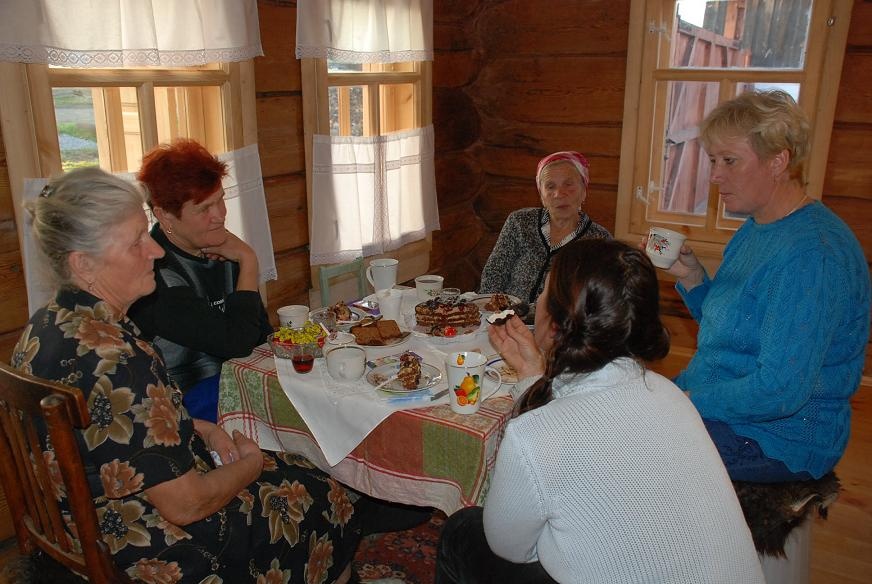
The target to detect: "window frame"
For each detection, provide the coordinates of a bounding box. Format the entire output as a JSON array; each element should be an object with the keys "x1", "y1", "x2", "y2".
[{"x1": 615, "y1": 0, "x2": 853, "y2": 268}]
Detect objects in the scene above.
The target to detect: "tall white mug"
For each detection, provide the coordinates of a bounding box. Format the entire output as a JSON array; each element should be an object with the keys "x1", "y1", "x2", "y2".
[
  {"x1": 445, "y1": 351, "x2": 502, "y2": 415},
  {"x1": 366, "y1": 258, "x2": 399, "y2": 292}
]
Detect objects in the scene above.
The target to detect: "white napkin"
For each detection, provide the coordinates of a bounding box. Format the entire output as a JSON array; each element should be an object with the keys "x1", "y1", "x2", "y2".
[{"x1": 274, "y1": 333, "x2": 503, "y2": 466}]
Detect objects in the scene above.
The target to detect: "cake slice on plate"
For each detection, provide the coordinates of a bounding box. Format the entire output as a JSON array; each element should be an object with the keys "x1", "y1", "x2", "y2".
[{"x1": 396, "y1": 351, "x2": 422, "y2": 389}]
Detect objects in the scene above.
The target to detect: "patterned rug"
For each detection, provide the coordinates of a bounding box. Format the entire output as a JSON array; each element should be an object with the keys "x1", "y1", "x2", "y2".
[{"x1": 352, "y1": 510, "x2": 444, "y2": 584}]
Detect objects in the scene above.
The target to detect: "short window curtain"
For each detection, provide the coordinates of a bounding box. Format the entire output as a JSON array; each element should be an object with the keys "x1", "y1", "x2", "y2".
[
  {"x1": 309, "y1": 125, "x2": 439, "y2": 266},
  {"x1": 296, "y1": 0, "x2": 433, "y2": 63},
  {"x1": 0, "y1": 0, "x2": 262, "y2": 67}
]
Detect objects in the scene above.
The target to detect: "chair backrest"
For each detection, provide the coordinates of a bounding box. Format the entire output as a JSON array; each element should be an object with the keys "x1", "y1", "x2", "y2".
[
  {"x1": 319, "y1": 257, "x2": 367, "y2": 306},
  {"x1": 0, "y1": 361, "x2": 132, "y2": 583}
]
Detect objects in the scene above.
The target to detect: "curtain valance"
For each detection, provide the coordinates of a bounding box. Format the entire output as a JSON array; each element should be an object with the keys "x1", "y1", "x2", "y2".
[
  {"x1": 0, "y1": 0, "x2": 262, "y2": 67},
  {"x1": 296, "y1": 0, "x2": 433, "y2": 63}
]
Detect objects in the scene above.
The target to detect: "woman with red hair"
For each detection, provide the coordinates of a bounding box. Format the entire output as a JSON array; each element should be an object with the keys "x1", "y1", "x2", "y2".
[{"x1": 129, "y1": 139, "x2": 272, "y2": 422}]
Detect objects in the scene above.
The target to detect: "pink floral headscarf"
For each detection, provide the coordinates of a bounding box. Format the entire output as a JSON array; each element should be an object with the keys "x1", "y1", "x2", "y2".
[{"x1": 535, "y1": 151, "x2": 590, "y2": 192}]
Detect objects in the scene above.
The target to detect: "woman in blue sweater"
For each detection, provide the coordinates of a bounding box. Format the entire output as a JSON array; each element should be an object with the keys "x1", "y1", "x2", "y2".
[{"x1": 666, "y1": 90, "x2": 870, "y2": 482}]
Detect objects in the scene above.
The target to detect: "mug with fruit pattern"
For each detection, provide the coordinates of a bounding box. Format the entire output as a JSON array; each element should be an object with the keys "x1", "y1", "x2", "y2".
[{"x1": 445, "y1": 351, "x2": 501, "y2": 415}]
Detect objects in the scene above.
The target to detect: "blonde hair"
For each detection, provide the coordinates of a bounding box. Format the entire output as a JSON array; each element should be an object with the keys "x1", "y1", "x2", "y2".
[
  {"x1": 699, "y1": 89, "x2": 810, "y2": 182},
  {"x1": 25, "y1": 167, "x2": 146, "y2": 289}
]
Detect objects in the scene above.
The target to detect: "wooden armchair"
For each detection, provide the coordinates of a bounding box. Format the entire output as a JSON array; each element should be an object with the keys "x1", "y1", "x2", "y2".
[{"x1": 0, "y1": 361, "x2": 132, "y2": 583}]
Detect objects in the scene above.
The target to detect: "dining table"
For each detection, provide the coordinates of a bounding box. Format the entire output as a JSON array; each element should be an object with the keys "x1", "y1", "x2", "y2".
[{"x1": 217, "y1": 289, "x2": 519, "y2": 516}]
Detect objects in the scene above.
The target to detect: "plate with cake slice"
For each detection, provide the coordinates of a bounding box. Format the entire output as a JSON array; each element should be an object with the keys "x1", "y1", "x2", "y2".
[
  {"x1": 469, "y1": 293, "x2": 521, "y2": 314},
  {"x1": 311, "y1": 303, "x2": 369, "y2": 331},
  {"x1": 366, "y1": 357, "x2": 442, "y2": 393}
]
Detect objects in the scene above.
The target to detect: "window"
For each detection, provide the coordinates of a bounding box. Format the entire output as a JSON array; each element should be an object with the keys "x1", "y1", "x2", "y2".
[
  {"x1": 302, "y1": 58, "x2": 431, "y2": 148},
  {"x1": 615, "y1": 0, "x2": 853, "y2": 260},
  {"x1": 7, "y1": 62, "x2": 255, "y2": 177},
  {"x1": 300, "y1": 57, "x2": 434, "y2": 288}
]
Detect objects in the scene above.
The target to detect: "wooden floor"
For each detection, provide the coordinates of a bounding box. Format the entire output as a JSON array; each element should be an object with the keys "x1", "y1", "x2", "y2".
[{"x1": 1, "y1": 383, "x2": 870, "y2": 583}]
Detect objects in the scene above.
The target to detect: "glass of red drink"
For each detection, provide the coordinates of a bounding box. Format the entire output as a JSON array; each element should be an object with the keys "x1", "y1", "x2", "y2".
[{"x1": 291, "y1": 342, "x2": 317, "y2": 374}]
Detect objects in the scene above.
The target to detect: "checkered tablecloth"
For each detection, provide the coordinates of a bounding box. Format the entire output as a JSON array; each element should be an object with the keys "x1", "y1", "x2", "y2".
[{"x1": 218, "y1": 344, "x2": 514, "y2": 515}]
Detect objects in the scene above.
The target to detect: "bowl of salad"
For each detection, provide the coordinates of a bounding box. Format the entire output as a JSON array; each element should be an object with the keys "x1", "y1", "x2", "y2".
[{"x1": 269, "y1": 321, "x2": 327, "y2": 359}]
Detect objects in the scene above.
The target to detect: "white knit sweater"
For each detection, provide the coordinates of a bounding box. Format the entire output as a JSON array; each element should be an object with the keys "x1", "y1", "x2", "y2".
[{"x1": 484, "y1": 358, "x2": 764, "y2": 584}]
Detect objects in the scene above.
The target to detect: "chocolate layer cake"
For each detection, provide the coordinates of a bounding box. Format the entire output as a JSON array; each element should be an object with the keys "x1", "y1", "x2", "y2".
[
  {"x1": 415, "y1": 298, "x2": 481, "y2": 329},
  {"x1": 397, "y1": 351, "x2": 422, "y2": 389}
]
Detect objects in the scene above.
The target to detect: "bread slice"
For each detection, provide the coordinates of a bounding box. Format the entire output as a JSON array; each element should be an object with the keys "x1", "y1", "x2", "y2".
[
  {"x1": 376, "y1": 319, "x2": 403, "y2": 339},
  {"x1": 351, "y1": 325, "x2": 384, "y2": 346}
]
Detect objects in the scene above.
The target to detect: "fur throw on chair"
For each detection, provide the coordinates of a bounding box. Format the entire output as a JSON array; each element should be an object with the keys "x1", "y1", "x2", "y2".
[{"x1": 732, "y1": 472, "x2": 840, "y2": 557}]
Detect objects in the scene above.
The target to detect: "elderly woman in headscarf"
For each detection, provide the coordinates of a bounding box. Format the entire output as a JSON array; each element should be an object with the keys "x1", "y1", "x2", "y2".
[{"x1": 478, "y1": 151, "x2": 611, "y2": 304}]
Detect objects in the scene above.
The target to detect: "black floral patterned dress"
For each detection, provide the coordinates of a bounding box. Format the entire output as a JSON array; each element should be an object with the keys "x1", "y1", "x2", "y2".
[{"x1": 11, "y1": 289, "x2": 363, "y2": 584}]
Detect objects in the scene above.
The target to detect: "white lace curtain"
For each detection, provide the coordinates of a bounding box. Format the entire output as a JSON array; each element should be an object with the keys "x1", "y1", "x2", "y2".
[
  {"x1": 0, "y1": 0, "x2": 262, "y2": 67},
  {"x1": 296, "y1": 0, "x2": 433, "y2": 63},
  {"x1": 309, "y1": 126, "x2": 439, "y2": 265}
]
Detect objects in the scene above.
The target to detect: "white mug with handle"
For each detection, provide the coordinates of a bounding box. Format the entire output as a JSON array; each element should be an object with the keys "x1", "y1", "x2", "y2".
[
  {"x1": 366, "y1": 258, "x2": 399, "y2": 292},
  {"x1": 445, "y1": 351, "x2": 502, "y2": 415}
]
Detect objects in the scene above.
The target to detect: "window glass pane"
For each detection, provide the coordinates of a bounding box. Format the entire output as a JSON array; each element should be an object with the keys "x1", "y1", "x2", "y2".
[
  {"x1": 655, "y1": 80, "x2": 719, "y2": 216},
  {"x1": 327, "y1": 61, "x2": 415, "y2": 74},
  {"x1": 328, "y1": 61, "x2": 363, "y2": 73},
  {"x1": 672, "y1": 0, "x2": 812, "y2": 69},
  {"x1": 53, "y1": 88, "x2": 99, "y2": 172},
  {"x1": 329, "y1": 86, "x2": 365, "y2": 136}
]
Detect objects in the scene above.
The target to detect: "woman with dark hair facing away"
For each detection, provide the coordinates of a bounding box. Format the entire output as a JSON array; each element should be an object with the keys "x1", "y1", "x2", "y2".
[
  {"x1": 129, "y1": 139, "x2": 272, "y2": 422},
  {"x1": 436, "y1": 239, "x2": 763, "y2": 584}
]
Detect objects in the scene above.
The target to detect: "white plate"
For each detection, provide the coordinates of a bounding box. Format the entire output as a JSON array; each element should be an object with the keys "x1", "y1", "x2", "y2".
[
  {"x1": 485, "y1": 356, "x2": 519, "y2": 384},
  {"x1": 469, "y1": 293, "x2": 521, "y2": 313},
  {"x1": 366, "y1": 362, "x2": 442, "y2": 393},
  {"x1": 312, "y1": 306, "x2": 369, "y2": 331}
]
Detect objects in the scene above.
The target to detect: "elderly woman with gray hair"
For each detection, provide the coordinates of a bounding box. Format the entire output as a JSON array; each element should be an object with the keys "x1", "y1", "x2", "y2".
[
  {"x1": 479, "y1": 151, "x2": 612, "y2": 304},
  {"x1": 11, "y1": 167, "x2": 366, "y2": 583}
]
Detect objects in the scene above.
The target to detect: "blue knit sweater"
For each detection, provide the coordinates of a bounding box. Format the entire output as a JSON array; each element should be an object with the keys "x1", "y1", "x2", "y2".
[{"x1": 674, "y1": 201, "x2": 870, "y2": 478}]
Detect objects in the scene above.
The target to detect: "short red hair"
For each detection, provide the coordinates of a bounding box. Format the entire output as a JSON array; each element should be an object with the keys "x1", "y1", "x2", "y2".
[{"x1": 137, "y1": 139, "x2": 228, "y2": 216}]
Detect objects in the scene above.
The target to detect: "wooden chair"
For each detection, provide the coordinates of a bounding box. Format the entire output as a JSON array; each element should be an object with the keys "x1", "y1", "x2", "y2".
[
  {"x1": 0, "y1": 361, "x2": 132, "y2": 583},
  {"x1": 319, "y1": 257, "x2": 367, "y2": 306}
]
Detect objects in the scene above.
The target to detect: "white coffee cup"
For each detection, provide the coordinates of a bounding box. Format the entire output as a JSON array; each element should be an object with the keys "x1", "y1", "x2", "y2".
[
  {"x1": 277, "y1": 305, "x2": 309, "y2": 328},
  {"x1": 326, "y1": 345, "x2": 366, "y2": 382},
  {"x1": 366, "y1": 258, "x2": 399, "y2": 292},
  {"x1": 376, "y1": 288, "x2": 403, "y2": 321},
  {"x1": 445, "y1": 351, "x2": 501, "y2": 415},
  {"x1": 415, "y1": 275, "x2": 444, "y2": 301},
  {"x1": 645, "y1": 226, "x2": 688, "y2": 269}
]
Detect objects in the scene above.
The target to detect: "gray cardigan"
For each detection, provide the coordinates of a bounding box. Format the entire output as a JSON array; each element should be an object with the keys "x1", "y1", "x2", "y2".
[{"x1": 479, "y1": 207, "x2": 611, "y2": 303}]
